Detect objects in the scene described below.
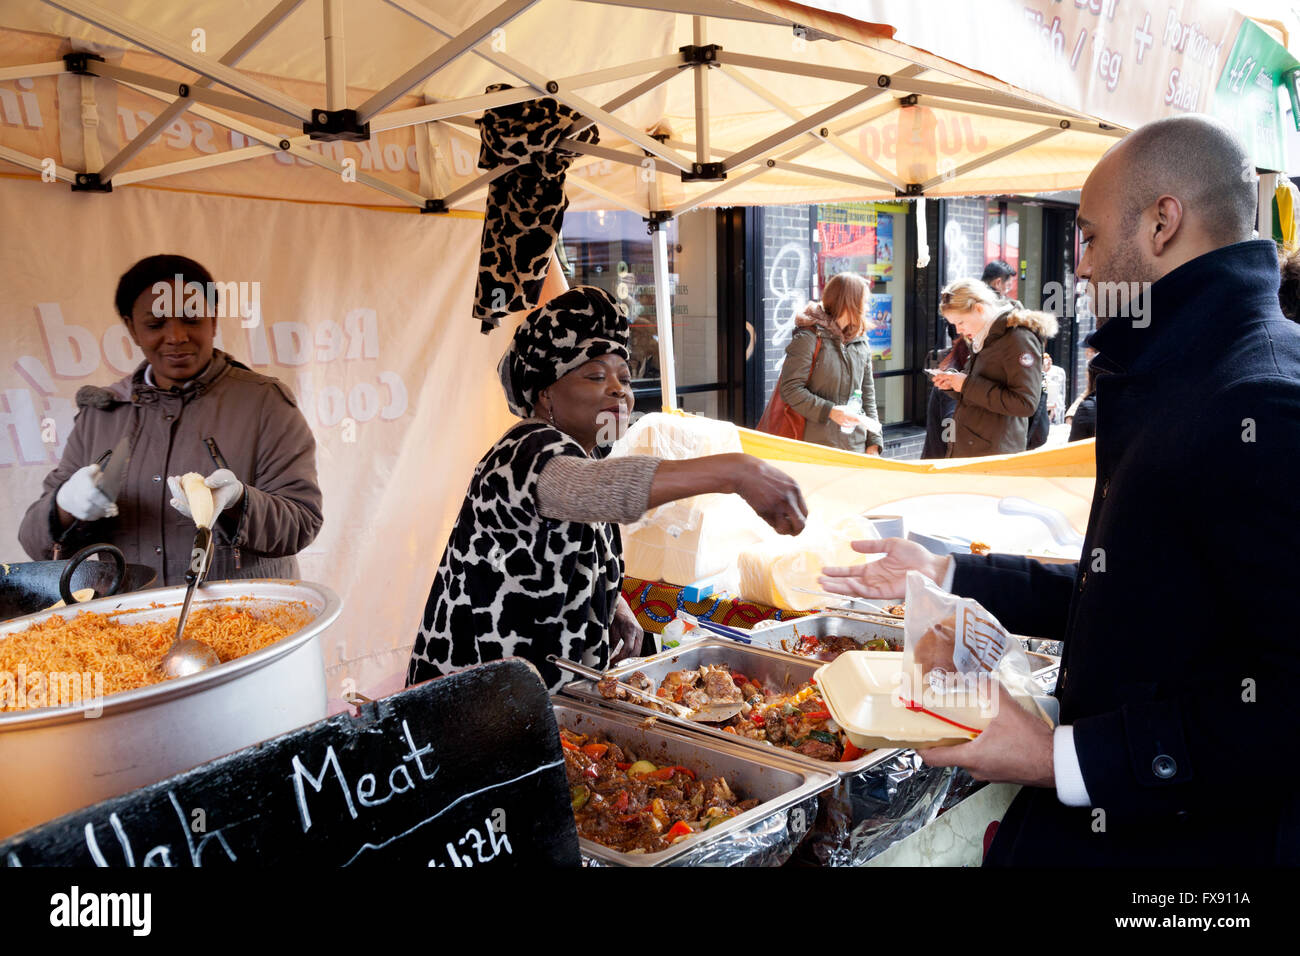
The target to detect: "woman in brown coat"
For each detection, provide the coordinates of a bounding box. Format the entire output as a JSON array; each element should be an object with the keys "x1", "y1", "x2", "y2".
[
  {"x1": 19, "y1": 255, "x2": 323, "y2": 585},
  {"x1": 777, "y1": 273, "x2": 884, "y2": 454},
  {"x1": 932, "y1": 279, "x2": 1057, "y2": 458}
]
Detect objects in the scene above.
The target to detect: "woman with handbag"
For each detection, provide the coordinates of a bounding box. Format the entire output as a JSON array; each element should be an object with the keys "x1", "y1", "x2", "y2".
[{"x1": 772, "y1": 273, "x2": 884, "y2": 454}]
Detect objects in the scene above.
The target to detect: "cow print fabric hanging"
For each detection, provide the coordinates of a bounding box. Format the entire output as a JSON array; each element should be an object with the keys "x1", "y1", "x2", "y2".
[{"x1": 473, "y1": 85, "x2": 600, "y2": 332}]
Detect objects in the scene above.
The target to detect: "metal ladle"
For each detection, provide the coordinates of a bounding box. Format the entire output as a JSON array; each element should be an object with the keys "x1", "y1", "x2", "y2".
[{"x1": 161, "y1": 475, "x2": 221, "y2": 679}]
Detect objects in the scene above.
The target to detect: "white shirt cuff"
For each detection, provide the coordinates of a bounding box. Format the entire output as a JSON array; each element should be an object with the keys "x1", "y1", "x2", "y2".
[
  {"x1": 1053, "y1": 724, "x2": 1092, "y2": 807},
  {"x1": 940, "y1": 555, "x2": 956, "y2": 591}
]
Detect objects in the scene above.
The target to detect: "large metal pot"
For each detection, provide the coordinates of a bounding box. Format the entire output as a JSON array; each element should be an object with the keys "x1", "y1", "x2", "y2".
[{"x1": 0, "y1": 579, "x2": 340, "y2": 839}]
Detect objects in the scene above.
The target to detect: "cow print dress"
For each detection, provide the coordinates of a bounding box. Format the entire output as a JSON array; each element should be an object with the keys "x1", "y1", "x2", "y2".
[{"x1": 407, "y1": 420, "x2": 622, "y2": 693}]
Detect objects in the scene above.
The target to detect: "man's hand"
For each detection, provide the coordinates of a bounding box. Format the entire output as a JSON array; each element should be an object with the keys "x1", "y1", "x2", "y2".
[
  {"x1": 820, "y1": 537, "x2": 951, "y2": 599},
  {"x1": 917, "y1": 682, "x2": 1055, "y2": 788}
]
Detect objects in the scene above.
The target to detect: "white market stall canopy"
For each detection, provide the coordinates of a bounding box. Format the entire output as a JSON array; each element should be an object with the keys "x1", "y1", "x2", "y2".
[
  {"x1": 3, "y1": 0, "x2": 1291, "y2": 221},
  {"x1": 3, "y1": 0, "x2": 1296, "y2": 217}
]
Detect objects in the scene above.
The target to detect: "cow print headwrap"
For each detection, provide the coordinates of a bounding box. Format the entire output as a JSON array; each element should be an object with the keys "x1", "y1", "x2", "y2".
[
  {"x1": 473, "y1": 85, "x2": 599, "y2": 332},
  {"x1": 498, "y1": 286, "x2": 629, "y2": 418}
]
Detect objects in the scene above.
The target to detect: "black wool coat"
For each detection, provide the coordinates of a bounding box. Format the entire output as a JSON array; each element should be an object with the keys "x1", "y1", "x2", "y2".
[{"x1": 951, "y1": 240, "x2": 1300, "y2": 865}]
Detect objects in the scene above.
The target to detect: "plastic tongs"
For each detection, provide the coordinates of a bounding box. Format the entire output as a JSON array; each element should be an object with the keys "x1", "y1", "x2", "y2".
[{"x1": 674, "y1": 611, "x2": 752, "y2": 644}]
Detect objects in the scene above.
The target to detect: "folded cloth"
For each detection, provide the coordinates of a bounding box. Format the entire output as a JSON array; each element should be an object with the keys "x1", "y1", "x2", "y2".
[{"x1": 473, "y1": 85, "x2": 600, "y2": 331}]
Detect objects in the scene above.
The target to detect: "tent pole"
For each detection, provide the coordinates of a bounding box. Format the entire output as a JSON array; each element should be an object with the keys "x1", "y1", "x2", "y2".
[
  {"x1": 39, "y1": 0, "x2": 313, "y2": 121},
  {"x1": 554, "y1": 90, "x2": 696, "y2": 171},
  {"x1": 377, "y1": 0, "x2": 692, "y2": 172},
  {"x1": 121, "y1": 88, "x2": 430, "y2": 209},
  {"x1": 113, "y1": 144, "x2": 278, "y2": 185},
  {"x1": 553, "y1": 55, "x2": 684, "y2": 92},
  {"x1": 666, "y1": 166, "x2": 769, "y2": 217},
  {"x1": 652, "y1": 224, "x2": 677, "y2": 412},
  {"x1": 94, "y1": 62, "x2": 304, "y2": 126},
  {"x1": 324, "y1": 0, "x2": 347, "y2": 110},
  {"x1": 356, "y1": 0, "x2": 539, "y2": 123},
  {"x1": 768, "y1": 160, "x2": 895, "y2": 193},
  {"x1": 0, "y1": 62, "x2": 66, "y2": 81},
  {"x1": 717, "y1": 63, "x2": 908, "y2": 190},
  {"x1": 0, "y1": 144, "x2": 76, "y2": 182},
  {"x1": 919, "y1": 127, "x2": 1063, "y2": 190},
  {"x1": 715, "y1": 51, "x2": 1091, "y2": 120},
  {"x1": 97, "y1": 0, "x2": 304, "y2": 183},
  {"x1": 441, "y1": 165, "x2": 512, "y2": 208},
  {"x1": 723, "y1": 85, "x2": 889, "y2": 170},
  {"x1": 367, "y1": 86, "x2": 539, "y2": 132},
  {"x1": 692, "y1": 17, "x2": 710, "y2": 168},
  {"x1": 567, "y1": 176, "x2": 650, "y2": 218},
  {"x1": 921, "y1": 97, "x2": 1127, "y2": 137},
  {"x1": 559, "y1": 68, "x2": 678, "y2": 136}
]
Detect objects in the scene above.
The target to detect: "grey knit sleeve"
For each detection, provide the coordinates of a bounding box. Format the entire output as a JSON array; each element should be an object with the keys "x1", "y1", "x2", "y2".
[{"x1": 536, "y1": 455, "x2": 662, "y2": 524}]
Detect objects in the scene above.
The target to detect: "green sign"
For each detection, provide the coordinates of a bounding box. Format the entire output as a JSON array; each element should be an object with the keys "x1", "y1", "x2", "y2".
[{"x1": 1214, "y1": 18, "x2": 1299, "y2": 172}]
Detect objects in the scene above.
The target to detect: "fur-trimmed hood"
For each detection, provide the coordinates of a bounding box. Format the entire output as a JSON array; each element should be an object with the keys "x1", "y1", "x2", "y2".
[
  {"x1": 795, "y1": 301, "x2": 847, "y2": 343},
  {"x1": 1003, "y1": 308, "x2": 1059, "y2": 341}
]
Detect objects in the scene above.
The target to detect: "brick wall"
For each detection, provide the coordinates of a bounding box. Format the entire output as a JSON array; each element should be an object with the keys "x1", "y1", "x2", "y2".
[
  {"x1": 759, "y1": 205, "x2": 814, "y2": 399},
  {"x1": 943, "y1": 197, "x2": 987, "y2": 287}
]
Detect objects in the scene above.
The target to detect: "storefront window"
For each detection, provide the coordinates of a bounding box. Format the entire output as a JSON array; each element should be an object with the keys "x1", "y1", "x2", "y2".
[
  {"x1": 813, "y1": 201, "x2": 910, "y2": 425},
  {"x1": 560, "y1": 209, "x2": 723, "y2": 417},
  {"x1": 985, "y1": 203, "x2": 1020, "y2": 300}
]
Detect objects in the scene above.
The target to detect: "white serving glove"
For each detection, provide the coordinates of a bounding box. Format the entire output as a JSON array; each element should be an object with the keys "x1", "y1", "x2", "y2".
[
  {"x1": 167, "y1": 469, "x2": 245, "y2": 523},
  {"x1": 56, "y1": 463, "x2": 118, "y2": 521}
]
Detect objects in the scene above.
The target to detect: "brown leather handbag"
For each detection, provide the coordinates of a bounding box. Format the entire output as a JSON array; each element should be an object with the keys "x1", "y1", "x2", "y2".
[{"x1": 756, "y1": 336, "x2": 823, "y2": 440}]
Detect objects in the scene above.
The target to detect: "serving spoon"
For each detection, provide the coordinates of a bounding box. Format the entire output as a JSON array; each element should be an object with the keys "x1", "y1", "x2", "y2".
[
  {"x1": 548, "y1": 656, "x2": 744, "y2": 723},
  {"x1": 160, "y1": 474, "x2": 221, "y2": 679}
]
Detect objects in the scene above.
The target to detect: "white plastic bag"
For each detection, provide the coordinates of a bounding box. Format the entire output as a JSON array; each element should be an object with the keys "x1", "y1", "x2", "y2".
[{"x1": 897, "y1": 571, "x2": 1045, "y2": 728}]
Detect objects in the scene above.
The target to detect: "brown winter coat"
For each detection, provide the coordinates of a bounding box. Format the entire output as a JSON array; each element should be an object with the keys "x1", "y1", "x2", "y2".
[
  {"x1": 947, "y1": 308, "x2": 1057, "y2": 458},
  {"x1": 777, "y1": 303, "x2": 883, "y2": 452},
  {"x1": 19, "y1": 350, "x2": 323, "y2": 586}
]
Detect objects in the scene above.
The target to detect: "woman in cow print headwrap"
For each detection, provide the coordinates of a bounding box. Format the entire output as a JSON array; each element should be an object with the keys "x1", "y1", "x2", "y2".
[{"x1": 407, "y1": 282, "x2": 808, "y2": 692}]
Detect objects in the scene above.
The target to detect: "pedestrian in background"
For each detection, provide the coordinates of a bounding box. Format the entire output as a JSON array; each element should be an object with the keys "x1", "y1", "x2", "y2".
[
  {"x1": 777, "y1": 273, "x2": 884, "y2": 454},
  {"x1": 932, "y1": 279, "x2": 1054, "y2": 458}
]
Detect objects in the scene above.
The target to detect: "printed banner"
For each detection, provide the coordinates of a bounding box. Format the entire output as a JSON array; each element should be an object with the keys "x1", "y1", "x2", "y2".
[
  {"x1": 778, "y1": 0, "x2": 1298, "y2": 170},
  {"x1": 0, "y1": 176, "x2": 515, "y2": 706}
]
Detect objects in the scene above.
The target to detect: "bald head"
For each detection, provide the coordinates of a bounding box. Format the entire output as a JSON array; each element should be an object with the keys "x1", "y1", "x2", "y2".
[{"x1": 1110, "y1": 115, "x2": 1257, "y2": 246}]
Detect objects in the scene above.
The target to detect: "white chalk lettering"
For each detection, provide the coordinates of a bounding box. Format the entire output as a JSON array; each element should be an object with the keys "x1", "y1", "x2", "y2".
[{"x1": 291, "y1": 745, "x2": 358, "y2": 832}]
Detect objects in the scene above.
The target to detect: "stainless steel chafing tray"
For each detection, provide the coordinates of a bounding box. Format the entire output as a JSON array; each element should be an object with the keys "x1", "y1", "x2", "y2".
[
  {"x1": 560, "y1": 639, "x2": 903, "y2": 775},
  {"x1": 552, "y1": 698, "x2": 835, "y2": 866},
  {"x1": 744, "y1": 613, "x2": 904, "y2": 658}
]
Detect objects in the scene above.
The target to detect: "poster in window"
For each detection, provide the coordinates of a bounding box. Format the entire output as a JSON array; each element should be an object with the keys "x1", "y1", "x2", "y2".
[
  {"x1": 870, "y1": 215, "x2": 894, "y2": 280},
  {"x1": 867, "y1": 293, "x2": 892, "y2": 359}
]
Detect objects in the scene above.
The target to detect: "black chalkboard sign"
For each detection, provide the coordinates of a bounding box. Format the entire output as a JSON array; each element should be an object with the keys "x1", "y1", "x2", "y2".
[{"x1": 0, "y1": 659, "x2": 580, "y2": 867}]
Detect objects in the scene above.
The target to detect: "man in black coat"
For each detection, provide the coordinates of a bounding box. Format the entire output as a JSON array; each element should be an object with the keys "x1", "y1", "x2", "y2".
[{"x1": 822, "y1": 115, "x2": 1300, "y2": 865}]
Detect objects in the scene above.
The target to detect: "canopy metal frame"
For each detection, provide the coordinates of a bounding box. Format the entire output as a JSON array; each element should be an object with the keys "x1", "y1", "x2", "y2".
[{"x1": 3, "y1": 0, "x2": 1137, "y2": 408}]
